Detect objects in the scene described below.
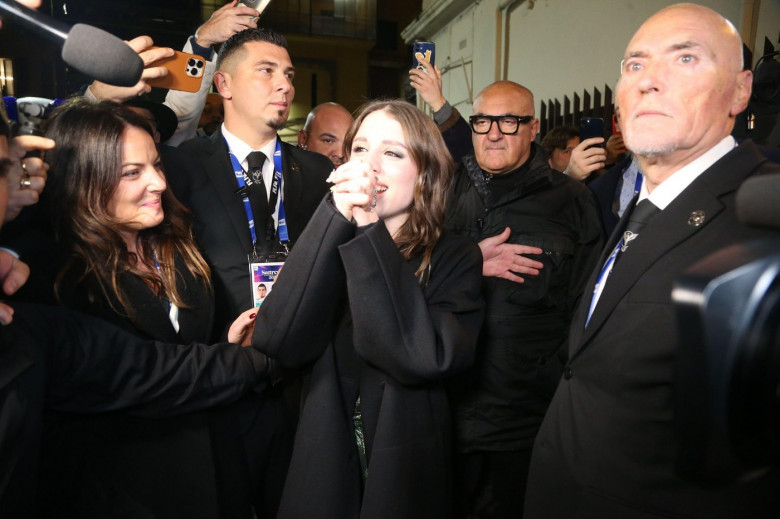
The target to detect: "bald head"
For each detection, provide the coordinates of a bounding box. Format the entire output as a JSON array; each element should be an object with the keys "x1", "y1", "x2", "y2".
[
  {"x1": 635, "y1": 4, "x2": 744, "y2": 72},
  {"x1": 471, "y1": 81, "x2": 539, "y2": 175},
  {"x1": 616, "y1": 3, "x2": 752, "y2": 189},
  {"x1": 298, "y1": 102, "x2": 354, "y2": 167},
  {"x1": 474, "y1": 82, "x2": 535, "y2": 116}
]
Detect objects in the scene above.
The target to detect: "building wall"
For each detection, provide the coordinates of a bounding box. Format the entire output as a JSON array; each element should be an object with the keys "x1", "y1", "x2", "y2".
[
  {"x1": 414, "y1": 0, "x2": 778, "y2": 119},
  {"x1": 755, "y1": 0, "x2": 780, "y2": 53}
]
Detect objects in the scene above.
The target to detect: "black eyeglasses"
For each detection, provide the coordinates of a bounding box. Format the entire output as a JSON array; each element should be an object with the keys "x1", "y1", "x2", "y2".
[{"x1": 469, "y1": 114, "x2": 535, "y2": 135}]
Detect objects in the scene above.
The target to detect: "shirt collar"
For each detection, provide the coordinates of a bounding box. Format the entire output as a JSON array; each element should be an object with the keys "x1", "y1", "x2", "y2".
[
  {"x1": 221, "y1": 124, "x2": 278, "y2": 169},
  {"x1": 639, "y1": 136, "x2": 736, "y2": 210}
]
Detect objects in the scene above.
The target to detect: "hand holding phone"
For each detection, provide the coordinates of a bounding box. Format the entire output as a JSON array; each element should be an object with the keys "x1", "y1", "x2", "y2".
[
  {"x1": 412, "y1": 41, "x2": 435, "y2": 73},
  {"x1": 237, "y1": 0, "x2": 273, "y2": 23},
  {"x1": 580, "y1": 117, "x2": 605, "y2": 142},
  {"x1": 147, "y1": 49, "x2": 206, "y2": 93}
]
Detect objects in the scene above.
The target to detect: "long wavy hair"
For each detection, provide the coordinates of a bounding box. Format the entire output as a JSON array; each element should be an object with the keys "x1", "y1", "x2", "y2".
[
  {"x1": 343, "y1": 99, "x2": 454, "y2": 282},
  {"x1": 44, "y1": 99, "x2": 210, "y2": 315}
]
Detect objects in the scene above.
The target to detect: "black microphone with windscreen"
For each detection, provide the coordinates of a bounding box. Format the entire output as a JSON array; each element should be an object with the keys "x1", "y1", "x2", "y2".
[{"x1": 0, "y1": 0, "x2": 143, "y2": 87}]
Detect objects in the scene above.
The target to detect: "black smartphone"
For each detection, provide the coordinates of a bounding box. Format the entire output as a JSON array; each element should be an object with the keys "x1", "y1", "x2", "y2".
[{"x1": 580, "y1": 117, "x2": 605, "y2": 148}]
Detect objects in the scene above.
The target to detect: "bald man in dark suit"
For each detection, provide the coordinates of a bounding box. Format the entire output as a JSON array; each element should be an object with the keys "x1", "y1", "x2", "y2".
[{"x1": 525, "y1": 4, "x2": 780, "y2": 518}]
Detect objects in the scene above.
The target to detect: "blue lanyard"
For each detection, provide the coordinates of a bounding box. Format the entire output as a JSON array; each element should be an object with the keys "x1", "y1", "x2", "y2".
[
  {"x1": 226, "y1": 138, "x2": 289, "y2": 246},
  {"x1": 271, "y1": 143, "x2": 289, "y2": 244},
  {"x1": 586, "y1": 178, "x2": 644, "y2": 326},
  {"x1": 585, "y1": 238, "x2": 624, "y2": 326},
  {"x1": 588, "y1": 172, "x2": 645, "y2": 326},
  {"x1": 633, "y1": 171, "x2": 643, "y2": 196}
]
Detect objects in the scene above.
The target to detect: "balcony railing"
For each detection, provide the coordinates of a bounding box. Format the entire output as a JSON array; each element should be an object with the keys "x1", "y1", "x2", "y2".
[{"x1": 262, "y1": 11, "x2": 375, "y2": 39}]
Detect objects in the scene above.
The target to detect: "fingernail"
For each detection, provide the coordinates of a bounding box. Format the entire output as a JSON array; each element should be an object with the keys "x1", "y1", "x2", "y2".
[{"x1": 249, "y1": 313, "x2": 256, "y2": 319}]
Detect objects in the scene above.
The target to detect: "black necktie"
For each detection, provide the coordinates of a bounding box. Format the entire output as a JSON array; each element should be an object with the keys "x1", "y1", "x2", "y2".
[
  {"x1": 246, "y1": 151, "x2": 266, "y2": 186},
  {"x1": 245, "y1": 151, "x2": 270, "y2": 238},
  {"x1": 620, "y1": 199, "x2": 660, "y2": 253}
]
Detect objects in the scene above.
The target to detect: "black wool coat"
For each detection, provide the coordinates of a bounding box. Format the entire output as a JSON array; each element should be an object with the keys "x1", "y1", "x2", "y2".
[
  {"x1": 251, "y1": 199, "x2": 485, "y2": 519},
  {"x1": 40, "y1": 257, "x2": 249, "y2": 519},
  {"x1": 0, "y1": 303, "x2": 266, "y2": 519}
]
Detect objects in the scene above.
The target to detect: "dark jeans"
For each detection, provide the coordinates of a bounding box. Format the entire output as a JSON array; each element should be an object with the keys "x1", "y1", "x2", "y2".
[{"x1": 455, "y1": 449, "x2": 533, "y2": 519}]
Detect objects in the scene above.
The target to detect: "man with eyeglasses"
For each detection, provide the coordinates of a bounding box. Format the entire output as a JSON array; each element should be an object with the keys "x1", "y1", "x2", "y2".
[{"x1": 438, "y1": 80, "x2": 604, "y2": 518}]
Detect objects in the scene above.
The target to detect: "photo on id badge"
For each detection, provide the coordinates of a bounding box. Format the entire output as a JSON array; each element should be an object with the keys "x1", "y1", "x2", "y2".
[{"x1": 251, "y1": 262, "x2": 284, "y2": 307}]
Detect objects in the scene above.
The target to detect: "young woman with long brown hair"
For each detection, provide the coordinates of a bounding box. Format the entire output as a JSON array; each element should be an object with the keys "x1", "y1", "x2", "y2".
[{"x1": 250, "y1": 99, "x2": 485, "y2": 518}]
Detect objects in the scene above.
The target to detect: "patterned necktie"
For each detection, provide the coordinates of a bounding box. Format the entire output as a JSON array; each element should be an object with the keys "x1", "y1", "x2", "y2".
[
  {"x1": 620, "y1": 199, "x2": 660, "y2": 253},
  {"x1": 245, "y1": 151, "x2": 270, "y2": 238},
  {"x1": 585, "y1": 198, "x2": 661, "y2": 325},
  {"x1": 246, "y1": 151, "x2": 266, "y2": 186}
]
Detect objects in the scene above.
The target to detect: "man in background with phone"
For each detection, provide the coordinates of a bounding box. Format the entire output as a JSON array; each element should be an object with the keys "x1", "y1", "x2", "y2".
[
  {"x1": 413, "y1": 66, "x2": 603, "y2": 518},
  {"x1": 540, "y1": 125, "x2": 580, "y2": 172},
  {"x1": 565, "y1": 115, "x2": 630, "y2": 185},
  {"x1": 561, "y1": 118, "x2": 607, "y2": 182}
]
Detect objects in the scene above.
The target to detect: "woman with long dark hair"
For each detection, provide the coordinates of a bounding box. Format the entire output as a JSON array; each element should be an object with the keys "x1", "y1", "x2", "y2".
[
  {"x1": 38, "y1": 99, "x2": 257, "y2": 519},
  {"x1": 45, "y1": 99, "x2": 213, "y2": 334},
  {"x1": 250, "y1": 99, "x2": 484, "y2": 518}
]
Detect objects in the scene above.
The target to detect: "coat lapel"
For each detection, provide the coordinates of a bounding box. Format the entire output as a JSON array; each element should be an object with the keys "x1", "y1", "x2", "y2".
[
  {"x1": 119, "y1": 256, "x2": 213, "y2": 344},
  {"x1": 120, "y1": 274, "x2": 181, "y2": 343},
  {"x1": 566, "y1": 218, "x2": 623, "y2": 350},
  {"x1": 204, "y1": 130, "x2": 254, "y2": 252},
  {"x1": 281, "y1": 142, "x2": 305, "y2": 229},
  {"x1": 570, "y1": 142, "x2": 767, "y2": 359}
]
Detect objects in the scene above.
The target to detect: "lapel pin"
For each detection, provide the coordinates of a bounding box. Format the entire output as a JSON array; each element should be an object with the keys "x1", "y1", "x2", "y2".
[
  {"x1": 291, "y1": 162, "x2": 301, "y2": 173},
  {"x1": 688, "y1": 210, "x2": 706, "y2": 227}
]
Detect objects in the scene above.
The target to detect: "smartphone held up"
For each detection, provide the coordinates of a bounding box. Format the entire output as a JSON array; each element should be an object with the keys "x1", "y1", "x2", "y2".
[
  {"x1": 237, "y1": 0, "x2": 273, "y2": 22},
  {"x1": 413, "y1": 41, "x2": 435, "y2": 73},
  {"x1": 147, "y1": 49, "x2": 205, "y2": 93},
  {"x1": 580, "y1": 117, "x2": 605, "y2": 149}
]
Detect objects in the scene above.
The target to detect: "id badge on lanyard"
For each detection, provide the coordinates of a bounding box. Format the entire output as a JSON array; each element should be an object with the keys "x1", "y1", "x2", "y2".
[
  {"x1": 235, "y1": 138, "x2": 288, "y2": 306},
  {"x1": 249, "y1": 251, "x2": 286, "y2": 307}
]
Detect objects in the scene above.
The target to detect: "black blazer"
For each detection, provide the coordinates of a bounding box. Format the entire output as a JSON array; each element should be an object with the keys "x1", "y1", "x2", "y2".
[
  {"x1": 0, "y1": 303, "x2": 267, "y2": 519},
  {"x1": 251, "y1": 199, "x2": 485, "y2": 518},
  {"x1": 57, "y1": 254, "x2": 213, "y2": 343},
  {"x1": 525, "y1": 141, "x2": 780, "y2": 518},
  {"x1": 164, "y1": 130, "x2": 332, "y2": 339},
  {"x1": 40, "y1": 259, "x2": 229, "y2": 519}
]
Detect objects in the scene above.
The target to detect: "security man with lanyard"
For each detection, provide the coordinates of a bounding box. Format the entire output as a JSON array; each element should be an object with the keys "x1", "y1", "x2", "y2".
[{"x1": 164, "y1": 27, "x2": 332, "y2": 519}]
